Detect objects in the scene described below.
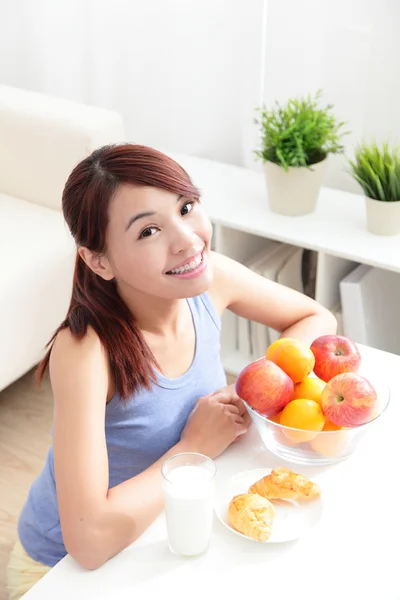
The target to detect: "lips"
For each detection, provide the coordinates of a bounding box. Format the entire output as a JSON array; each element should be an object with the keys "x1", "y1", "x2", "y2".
[{"x1": 166, "y1": 248, "x2": 204, "y2": 274}]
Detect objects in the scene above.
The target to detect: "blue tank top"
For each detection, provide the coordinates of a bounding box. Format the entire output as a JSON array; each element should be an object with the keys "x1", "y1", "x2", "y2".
[{"x1": 18, "y1": 293, "x2": 227, "y2": 566}]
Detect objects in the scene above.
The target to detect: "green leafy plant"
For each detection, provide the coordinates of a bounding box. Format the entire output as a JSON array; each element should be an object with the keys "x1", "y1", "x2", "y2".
[
  {"x1": 348, "y1": 142, "x2": 400, "y2": 202},
  {"x1": 254, "y1": 90, "x2": 348, "y2": 171}
]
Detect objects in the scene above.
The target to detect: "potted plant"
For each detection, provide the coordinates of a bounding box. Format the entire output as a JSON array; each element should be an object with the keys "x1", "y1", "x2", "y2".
[
  {"x1": 254, "y1": 90, "x2": 348, "y2": 216},
  {"x1": 348, "y1": 142, "x2": 400, "y2": 236}
]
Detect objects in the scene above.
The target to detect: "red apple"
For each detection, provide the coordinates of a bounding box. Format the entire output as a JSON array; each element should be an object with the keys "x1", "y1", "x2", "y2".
[
  {"x1": 235, "y1": 358, "x2": 294, "y2": 417},
  {"x1": 321, "y1": 372, "x2": 377, "y2": 427},
  {"x1": 310, "y1": 335, "x2": 361, "y2": 382}
]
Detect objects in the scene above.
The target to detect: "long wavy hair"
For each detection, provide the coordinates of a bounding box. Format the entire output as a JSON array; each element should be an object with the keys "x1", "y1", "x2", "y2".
[{"x1": 35, "y1": 144, "x2": 201, "y2": 400}]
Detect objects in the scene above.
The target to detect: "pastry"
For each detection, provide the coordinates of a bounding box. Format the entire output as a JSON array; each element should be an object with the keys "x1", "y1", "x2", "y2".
[
  {"x1": 228, "y1": 493, "x2": 275, "y2": 542},
  {"x1": 248, "y1": 467, "x2": 320, "y2": 501}
]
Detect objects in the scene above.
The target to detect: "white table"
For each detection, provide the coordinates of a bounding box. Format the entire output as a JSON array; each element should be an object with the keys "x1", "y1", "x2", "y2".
[{"x1": 24, "y1": 344, "x2": 400, "y2": 600}]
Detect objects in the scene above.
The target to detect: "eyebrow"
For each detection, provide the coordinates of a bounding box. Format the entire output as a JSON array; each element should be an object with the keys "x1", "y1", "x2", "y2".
[{"x1": 125, "y1": 195, "x2": 184, "y2": 231}]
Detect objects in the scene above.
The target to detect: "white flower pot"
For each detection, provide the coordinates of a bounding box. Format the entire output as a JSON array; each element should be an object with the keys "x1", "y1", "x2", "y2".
[
  {"x1": 365, "y1": 197, "x2": 400, "y2": 236},
  {"x1": 263, "y1": 156, "x2": 328, "y2": 216}
]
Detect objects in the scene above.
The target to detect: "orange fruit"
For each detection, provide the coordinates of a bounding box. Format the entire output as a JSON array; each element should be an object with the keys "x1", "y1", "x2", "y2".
[
  {"x1": 268, "y1": 412, "x2": 300, "y2": 447},
  {"x1": 276, "y1": 429, "x2": 300, "y2": 447},
  {"x1": 321, "y1": 419, "x2": 342, "y2": 432},
  {"x1": 309, "y1": 420, "x2": 349, "y2": 457},
  {"x1": 293, "y1": 377, "x2": 326, "y2": 405},
  {"x1": 265, "y1": 409, "x2": 300, "y2": 446},
  {"x1": 270, "y1": 339, "x2": 315, "y2": 384},
  {"x1": 266, "y1": 337, "x2": 292, "y2": 361},
  {"x1": 280, "y1": 398, "x2": 325, "y2": 443},
  {"x1": 268, "y1": 411, "x2": 299, "y2": 446}
]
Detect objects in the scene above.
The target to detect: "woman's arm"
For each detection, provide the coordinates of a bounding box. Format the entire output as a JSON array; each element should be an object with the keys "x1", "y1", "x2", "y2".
[
  {"x1": 50, "y1": 327, "x2": 246, "y2": 570},
  {"x1": 209, "y1": 252, "x2": 337, "y2": 346}
]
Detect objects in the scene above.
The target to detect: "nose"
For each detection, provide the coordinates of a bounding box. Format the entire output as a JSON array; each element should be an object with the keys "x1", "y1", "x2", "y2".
[{"x1": 170, "y1": 220, "x2": 198, "y2": 255}]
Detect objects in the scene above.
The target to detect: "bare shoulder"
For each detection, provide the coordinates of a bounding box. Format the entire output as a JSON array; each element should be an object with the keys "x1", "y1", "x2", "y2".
[
  {"x1": 50, "y1": 326, "x2": 107, "y2": 371},
  {"x1": 49, "y1": 326, "x2": 111, "y2": 405}
]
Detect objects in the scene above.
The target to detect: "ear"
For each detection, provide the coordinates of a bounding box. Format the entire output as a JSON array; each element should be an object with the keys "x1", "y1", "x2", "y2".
[{"x1": 78, "y1": 246, "x2": 115, "y2": 281}]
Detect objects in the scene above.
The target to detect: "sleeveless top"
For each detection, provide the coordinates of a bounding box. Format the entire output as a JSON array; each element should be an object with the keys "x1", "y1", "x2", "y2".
[{"x1": 17, "y1": 292, "x2": 227, "y2": 567}]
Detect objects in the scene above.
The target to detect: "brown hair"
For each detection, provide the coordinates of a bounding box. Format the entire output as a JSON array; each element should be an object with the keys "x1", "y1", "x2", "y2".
[{"x1": 36, "y1": 144, "x2": 201, "y2": 399}]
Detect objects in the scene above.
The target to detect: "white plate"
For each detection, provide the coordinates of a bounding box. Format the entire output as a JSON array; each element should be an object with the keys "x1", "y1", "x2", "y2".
[{"x1": 215, "y1": 468, "x2": 323, "y2": 543}]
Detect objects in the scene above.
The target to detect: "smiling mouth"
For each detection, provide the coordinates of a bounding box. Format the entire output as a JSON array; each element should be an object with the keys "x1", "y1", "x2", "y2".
[{"x1": 166, "y1": 251, "x2": 204, "y2": 275}]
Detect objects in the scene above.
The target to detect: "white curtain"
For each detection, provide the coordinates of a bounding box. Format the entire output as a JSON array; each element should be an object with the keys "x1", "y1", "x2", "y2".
[{"x1": 1, "y1": 0, "x2": 400, "y2": 193}]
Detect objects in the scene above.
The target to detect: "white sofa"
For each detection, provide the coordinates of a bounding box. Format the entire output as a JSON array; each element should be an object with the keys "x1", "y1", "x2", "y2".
[{"x1": 0, "y1": 85, "x2": 124, "y2": 393}]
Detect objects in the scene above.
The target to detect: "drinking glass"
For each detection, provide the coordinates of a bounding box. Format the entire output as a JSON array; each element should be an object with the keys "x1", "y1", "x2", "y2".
[{"x1": 161, "y1": 452, "x2": 216, "y2": 557}]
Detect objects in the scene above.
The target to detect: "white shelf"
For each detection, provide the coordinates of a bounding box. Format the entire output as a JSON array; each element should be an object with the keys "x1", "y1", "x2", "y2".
[{"x1": 173, "y1": 153, "x2": 400, "y2": 273}]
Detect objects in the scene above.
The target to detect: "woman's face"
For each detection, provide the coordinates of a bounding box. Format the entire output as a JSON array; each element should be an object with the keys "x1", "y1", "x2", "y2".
[{"x1": 103, "y1": 184, "x2": 214, "y2": 300}]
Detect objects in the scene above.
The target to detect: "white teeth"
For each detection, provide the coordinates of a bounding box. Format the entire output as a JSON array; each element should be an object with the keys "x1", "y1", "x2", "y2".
[{"x1": 169, "y1": 253, "x2": 203, "y2": 274}]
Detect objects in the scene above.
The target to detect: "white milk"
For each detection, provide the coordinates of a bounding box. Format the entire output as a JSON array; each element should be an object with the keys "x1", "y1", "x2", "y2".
[{"x1": 163, "y1": 464, "x2": 215, "y2": 556}]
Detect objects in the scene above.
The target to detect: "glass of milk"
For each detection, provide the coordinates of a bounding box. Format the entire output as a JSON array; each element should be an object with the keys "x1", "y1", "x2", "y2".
[{"x1": 161, "y1": 452, "x2": 216, "y2": 557}]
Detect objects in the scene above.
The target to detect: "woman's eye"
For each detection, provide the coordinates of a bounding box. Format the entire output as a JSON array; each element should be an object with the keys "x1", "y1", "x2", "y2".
[
  {"x1": 139, "y1": 226, "x2": 158, "y2": 239},
  {"x1": 181, "y1": 201, "x2": 194, "y2": 216}
]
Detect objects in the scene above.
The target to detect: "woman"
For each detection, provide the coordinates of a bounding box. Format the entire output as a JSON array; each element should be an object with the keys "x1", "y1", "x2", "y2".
[{"x1": 7, "y1": 144, "x2": 336, "y2": 598}]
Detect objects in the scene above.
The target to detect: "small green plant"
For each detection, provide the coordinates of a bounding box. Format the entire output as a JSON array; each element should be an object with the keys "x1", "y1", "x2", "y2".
[
  {"x1": 348, "y1": 142, "x2": 400, "y2": 202},
  {"x1": 254, "y1": 90, "x2": 348, "y2": 171}
]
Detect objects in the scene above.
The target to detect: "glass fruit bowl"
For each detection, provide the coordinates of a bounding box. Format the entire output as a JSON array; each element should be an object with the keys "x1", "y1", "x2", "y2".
[{"x1": 243, "y1": 377, "x2": 390, "y2": 466}]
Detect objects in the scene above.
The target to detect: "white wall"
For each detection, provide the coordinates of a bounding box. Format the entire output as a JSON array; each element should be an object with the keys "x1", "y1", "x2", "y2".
[
  {"x1": 0, "y1": 0, "x2": 266, "y2": 166},
  {"x1": 1, "y1": 0, "x2": 400, "y2": 194},
  {"x1": 261, "y1": 0, "x2": 400, "y2": 193}
]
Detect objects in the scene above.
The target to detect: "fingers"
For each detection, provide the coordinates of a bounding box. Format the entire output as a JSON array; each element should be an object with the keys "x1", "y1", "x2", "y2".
[
  {"x1": 233, "y1": 411, "x2": 251, "y2": 437},
  {"x1": 234, "y1": 400, "x2": 246, "y2": 417},
  {"x1": 211, "y1": 384, "x2": 240, "y2": 403},
  {"x1": 224, "y1": 404, "x2": 240, "y2": 416},
  {"x1": 228, "y1": 396, "x2": 246, "y2": 414},
  {"x1": 234, "y1": 419, "x2": 248, "y2": 436},
  {"x1": 211, "y1": 391, "x2": 235, "y2": 404},
  {"x1": 211, "y1": 391, "x2": 246, "y2": 416},
  {"x1": 242, "y1": 411, "x2": 251, "y2": 428},
  {"x1": 198, "y1": 390, "x2": 250, "y2": 434},
  {"x1": 233, "y1": 416, "x2": 246, "y2": 428}
]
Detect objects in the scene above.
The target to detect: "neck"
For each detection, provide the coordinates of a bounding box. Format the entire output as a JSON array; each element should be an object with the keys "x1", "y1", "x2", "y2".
[{"x1": 116, "y1": 282, "x2": 188, "y2": 336}]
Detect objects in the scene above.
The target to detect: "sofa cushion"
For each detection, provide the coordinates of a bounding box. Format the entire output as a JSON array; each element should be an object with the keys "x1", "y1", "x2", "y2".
[
  {"x1": 0, "y1": 193, "x2": 76, "y2": 391},
  {"x1": 0, "y1": 85, "x2": 124, "y2": 211}
]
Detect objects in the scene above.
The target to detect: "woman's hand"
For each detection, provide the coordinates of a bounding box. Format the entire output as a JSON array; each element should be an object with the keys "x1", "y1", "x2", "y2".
[
  {"x1": 210, "y1": 383, "x2": 248, "y2": 416},
  {"x1": 180, "y1": 384, "x2": 250, "y2": 459}
]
